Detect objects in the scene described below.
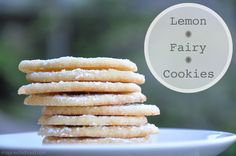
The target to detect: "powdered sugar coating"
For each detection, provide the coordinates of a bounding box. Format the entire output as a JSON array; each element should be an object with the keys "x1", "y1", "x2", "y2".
[
  {"x1": 42, "y1": 104, "x2": 159, "y2": 116},
  {"x1": 24, "y1": 92, "x2": 146, "y2": 106},
  {"x1": 18, "y1": 81, "x2": 141, "y2": 95},
  {"x1": 26, "y1": 69, "x2": 145, "y2": 84},
  {"x1": 38, "y1": 115, "x2": 147, "y2": 126},
  {"x1": 38, "y1": 124, "x2": 158, "y2": 138},
  {"x1": 19, "y1": 56, "x2": 137, "y2": 73},
  {"x1": 43, "y1": 136, "x2": 151, "y2": 144}
]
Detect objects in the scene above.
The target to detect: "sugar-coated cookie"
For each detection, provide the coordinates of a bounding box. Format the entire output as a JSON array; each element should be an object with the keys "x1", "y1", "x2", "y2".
[
  {"x1": 25, "y1": 92, "x2": 146, "y2": 106},
  {"x1": 42, "y1": 104, "x2": 159, "y2": 116},
  {"x1": 18, "y1": 82, "x2": 141, "y2": 95},
  {"x1": 43, "y1": 136, "x2": 151, "y2": 144},
  {"x1": 39, "y1": 124, "x2": 158, "y2": 138},
  {"x1": 26, "y1": 69, "x2": 145, "y2": 84},
  {"x1": 38, "y1": 115, "x2": 147, "y2": 126},
  {"x1": 19, "y1": 56, "x2": 137, "y2": 73}
]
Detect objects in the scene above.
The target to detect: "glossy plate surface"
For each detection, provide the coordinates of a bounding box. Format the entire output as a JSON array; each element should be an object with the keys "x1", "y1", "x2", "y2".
[{"x1": 0, "y1": 128, "x2": 235, "y2": 156}]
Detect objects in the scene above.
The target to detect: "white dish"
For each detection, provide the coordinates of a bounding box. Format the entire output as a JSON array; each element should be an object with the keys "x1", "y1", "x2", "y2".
[{"x1": 0, "y1": 128, "x2": 235, "y2": 156}]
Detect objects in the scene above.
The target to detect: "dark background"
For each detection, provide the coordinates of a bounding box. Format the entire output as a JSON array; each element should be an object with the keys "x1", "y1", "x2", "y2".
[{"x1": 0, "y1": 0, "x2": 235, "y2": 155}]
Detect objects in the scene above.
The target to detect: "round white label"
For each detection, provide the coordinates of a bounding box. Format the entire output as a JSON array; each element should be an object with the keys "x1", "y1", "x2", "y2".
[{"x1": 144, "y1": 3, "x2": 233, "y2": 93}]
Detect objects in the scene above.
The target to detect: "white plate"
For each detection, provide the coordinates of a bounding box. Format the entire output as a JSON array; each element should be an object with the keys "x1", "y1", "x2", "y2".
[{"x1": 0, "y1": 128, "x2": 235, "y2": 156}]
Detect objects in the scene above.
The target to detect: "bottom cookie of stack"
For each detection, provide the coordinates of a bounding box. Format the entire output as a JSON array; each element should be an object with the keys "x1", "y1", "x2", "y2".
[
  {"x1": 39, "y1": 123, "x2": 158, "y2": 144},
  {"x1": 38, "y1": 115, "x2": 158, "y2": 144},
  {"x1": 43, "y1": 136, "x2": 151, "y2": 144}
]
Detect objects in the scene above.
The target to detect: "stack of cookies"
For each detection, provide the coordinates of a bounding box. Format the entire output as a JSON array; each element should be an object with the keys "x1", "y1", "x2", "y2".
[{"x1": 18, "y1": 56, "x2": 160, "y2": 144}]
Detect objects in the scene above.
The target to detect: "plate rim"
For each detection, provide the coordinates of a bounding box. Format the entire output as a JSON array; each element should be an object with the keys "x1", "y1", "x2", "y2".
[{"x1": 0, "y1": 128, "x2": 235, "y2": 150}]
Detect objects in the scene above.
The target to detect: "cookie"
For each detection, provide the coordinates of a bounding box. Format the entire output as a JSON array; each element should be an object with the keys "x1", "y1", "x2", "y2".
[
  {"x1": 38, "y1": 115, "x2": 147, "y2": 126},
  {"x1": 42, "y1": 104, "x2": 159, "y2": 116},
  {"x1": 25, "y1": 92, "x2": 146, "y2": 106},
  {"x1": 43, "y1": 136, "x2": 150, "y2": 144},
  {"x1": 26, "y1": 69, "x2": 145, "y2": 84},
  {"x1": 38, "y1": 124, "x2": 158, "y2": 138},
  {"x1": 19, "y1": 56, "x2": 137, "y2": 73},
  {"x1": 18, "y1": 82, "x2": 141, "y2": 95}
]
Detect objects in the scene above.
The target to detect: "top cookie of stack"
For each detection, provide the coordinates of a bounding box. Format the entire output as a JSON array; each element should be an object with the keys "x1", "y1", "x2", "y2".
[{"x1": 18, "y1": 56, "x2": 159, "y2": 144}]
